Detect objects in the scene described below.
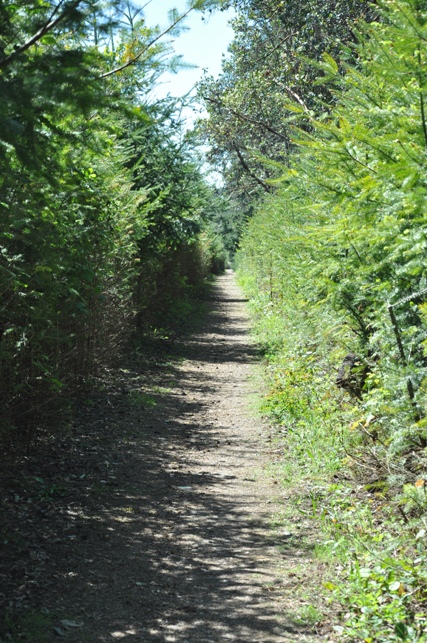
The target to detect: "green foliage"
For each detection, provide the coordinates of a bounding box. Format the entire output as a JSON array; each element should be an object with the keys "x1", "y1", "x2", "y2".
[
  {"x1": 197, "y1": 0, "x2": 374, "y2": 216},
  {"x1": 318, "y1": 479, "x2": 427, "y2": 642},
  {"x1": 240, "y1": 269, "x2": 349, "y2": 486},
  {"x1": 235, "y1": 0, "x2": 427, "y2": 637},
  {"x1": 239, "y1": 0, "x2": 427, "y2": 461},
  {"x1": 0, "y1": 0, "x2": 225, "y2": 449}
]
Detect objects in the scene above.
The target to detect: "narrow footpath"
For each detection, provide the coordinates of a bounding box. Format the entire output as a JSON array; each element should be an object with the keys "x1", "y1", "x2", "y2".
[{"x1": 1, "y1": 272, "x2": 324, "y2": 642}]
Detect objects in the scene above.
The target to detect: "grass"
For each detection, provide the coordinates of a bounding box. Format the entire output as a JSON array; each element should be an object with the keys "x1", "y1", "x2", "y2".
[
  {"x1": 293, "y1": 604, "x2": 324, "y2": 626},
  {"x1": 128, "y1": 391, "x2": 157, "y2": 408}
]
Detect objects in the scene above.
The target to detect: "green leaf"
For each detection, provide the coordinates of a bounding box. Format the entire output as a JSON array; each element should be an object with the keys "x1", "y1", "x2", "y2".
[
  {"x1": 40, "y1": 34, "x2": 56, "y2": 45},
  {"x1": 394, "y1": 623, "x2": 408, "y2": 640},
  {"x1": 322, "y1": 52, "x2": 339, "y2": 74},
  {"x1": 322, "y1": 581, "x2": 337, "y2": 591}
]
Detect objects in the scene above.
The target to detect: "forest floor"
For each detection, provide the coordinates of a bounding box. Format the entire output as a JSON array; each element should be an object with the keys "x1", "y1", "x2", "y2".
[{"x1": 0, "y1": 272, "x2": 331, "y2": 643}]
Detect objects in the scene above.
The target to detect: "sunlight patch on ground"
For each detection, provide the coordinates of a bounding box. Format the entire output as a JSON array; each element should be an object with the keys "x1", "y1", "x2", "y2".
[{"x1": 110, "y1": 627, "x2": 138, "y2": 638}]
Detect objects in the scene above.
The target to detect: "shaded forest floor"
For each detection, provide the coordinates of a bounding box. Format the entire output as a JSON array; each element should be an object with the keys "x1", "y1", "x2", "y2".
[{"x1": 0, "y1": 272, "x2": 331, "y2": 642}]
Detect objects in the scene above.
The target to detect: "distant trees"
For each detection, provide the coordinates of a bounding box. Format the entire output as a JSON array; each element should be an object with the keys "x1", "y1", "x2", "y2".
[{"x1": 197, "y1": 0, "x2": 375, "y2": 206}]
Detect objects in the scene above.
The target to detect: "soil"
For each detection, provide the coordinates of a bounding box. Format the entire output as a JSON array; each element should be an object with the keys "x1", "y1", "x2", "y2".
[{"x1": 0, "y1": 272, "x2": 328, "y2": 642}]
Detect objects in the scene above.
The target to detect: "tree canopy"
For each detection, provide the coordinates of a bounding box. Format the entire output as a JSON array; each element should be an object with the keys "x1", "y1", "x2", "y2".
[{"x1": 197, "y1": 0, "x2": 376, "y2": 206}]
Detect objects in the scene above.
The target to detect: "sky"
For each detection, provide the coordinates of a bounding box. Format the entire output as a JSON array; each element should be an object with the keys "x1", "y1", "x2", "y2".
[{"x1": 142, "y1": 1, "x2": 235, "y2": 108}]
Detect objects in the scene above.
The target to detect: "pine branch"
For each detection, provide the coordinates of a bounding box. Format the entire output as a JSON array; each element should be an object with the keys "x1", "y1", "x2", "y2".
[
  {"x1": 0, "y1": 0, "x2": 83, "y2": 71},
  {"x1": 99, "y1": 5, "x2": 194, "y2": 79},
  {"x1": 418, "y1": 56, "x2": 427, "y2": 149}
]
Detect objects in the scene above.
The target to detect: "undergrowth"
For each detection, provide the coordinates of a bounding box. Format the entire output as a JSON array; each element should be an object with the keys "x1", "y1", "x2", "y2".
[{"x1": 240, "y1": 280, "x2": 427, "y2": 642}]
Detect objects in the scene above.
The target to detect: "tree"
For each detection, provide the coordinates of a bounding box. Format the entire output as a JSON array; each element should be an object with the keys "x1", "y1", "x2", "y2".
[
  {"x1": 0, "y1": 0, "x2": 225, "y2": 448},
  {"x1": 238, "y1": 0, "x2": 427, "y2": 449},
  {"x1": 197, "y1": 0, "x2": 376, "y2": 206}
]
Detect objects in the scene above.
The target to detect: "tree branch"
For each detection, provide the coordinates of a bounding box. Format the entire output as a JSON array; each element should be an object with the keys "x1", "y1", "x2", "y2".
[
  {"x1": 99, "y1": 5, "x2": 194, "y2": 79},
  {"x1": 203, "y1": 94, "x2": 290, "y2": 144},
  {"x1": 0, "y1": 0, "x2": 83, "y2": 71},
  {"x1": 233, "y1": 144, "x2": 272, "y2": 193}
]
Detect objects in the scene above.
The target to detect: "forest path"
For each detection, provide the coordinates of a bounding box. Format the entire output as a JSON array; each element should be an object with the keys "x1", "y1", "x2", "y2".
[{"x1": 1, "y1": 272, "x2": 323, "y2": 642}]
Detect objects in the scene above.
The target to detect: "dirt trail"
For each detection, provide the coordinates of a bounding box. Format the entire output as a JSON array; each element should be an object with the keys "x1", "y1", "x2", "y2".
[{"x1": 1, "y1": 272, "x2": 324, "y2": 642}]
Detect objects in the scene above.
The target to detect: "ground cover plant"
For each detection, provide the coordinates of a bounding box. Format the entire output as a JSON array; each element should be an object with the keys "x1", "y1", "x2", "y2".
[{"x1": 234, "y1": 0, "x2": 427, "y2": 639}]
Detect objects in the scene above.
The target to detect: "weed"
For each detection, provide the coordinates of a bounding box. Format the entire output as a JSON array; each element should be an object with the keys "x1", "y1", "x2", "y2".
[
  {"x1": 33, "y1": 476, "x2": 65, "y2": 501},
  {"x1": 1, "y1": 608, "x2": 54, "y2": 642},
  {"x1": 128, "y1": 391, "x2": 157, "y2": 408},
  {"x1": 293, "y1": 604, "x2": 323, "y2": 626}
]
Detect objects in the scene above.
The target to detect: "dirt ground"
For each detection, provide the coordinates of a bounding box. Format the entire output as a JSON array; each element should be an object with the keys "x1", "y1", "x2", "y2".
[{"x1": 0, "y1": 272, "x2": 328, "y2": 642}]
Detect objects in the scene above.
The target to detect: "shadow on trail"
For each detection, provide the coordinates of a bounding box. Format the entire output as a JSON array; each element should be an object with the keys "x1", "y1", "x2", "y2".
[{"x1": 0, "y1": 274, "x2": 314, "y2": 642}]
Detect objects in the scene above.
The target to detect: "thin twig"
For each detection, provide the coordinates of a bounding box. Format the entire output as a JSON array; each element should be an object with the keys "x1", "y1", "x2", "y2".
[
  {"x1": 99, "y1": 5, "x2": 193, "y2": 79},
  {"x1": 202, "y1": 95, "x2": 290, "y2": 143}
]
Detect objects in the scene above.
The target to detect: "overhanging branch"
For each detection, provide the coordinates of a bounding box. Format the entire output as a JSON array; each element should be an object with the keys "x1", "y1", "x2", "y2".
[
  {"x1": 203, "y1": 94, "x2": 290, "y2": 145},
  {"x1": 233, "y1": 144, "x2": 272, "y2": 193},
  {"x1": 99, "y1": 5, "x2": 194, "y2": 79},
  {"x1": 0, "y1": 0, "x2": 83, "y2": 71}
]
